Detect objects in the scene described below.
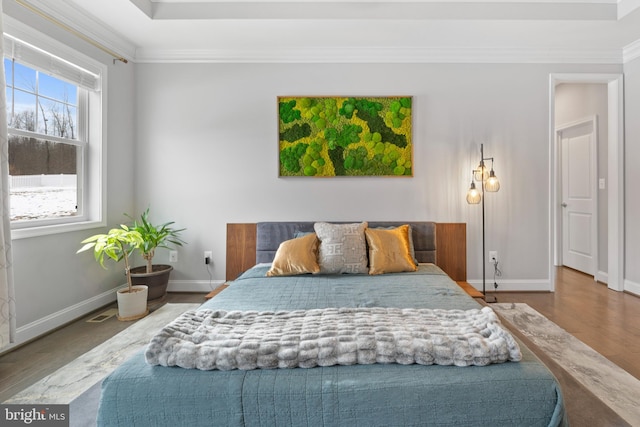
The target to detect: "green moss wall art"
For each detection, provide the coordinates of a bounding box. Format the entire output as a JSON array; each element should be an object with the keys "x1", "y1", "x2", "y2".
[{"x1": 278, "y1": 96, "x2": 413, "y2": 177}]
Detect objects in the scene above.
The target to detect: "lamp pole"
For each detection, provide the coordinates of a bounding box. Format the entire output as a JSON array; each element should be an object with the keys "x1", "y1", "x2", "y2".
[
  {"x1": 480, "y1": 144, "x2": 497, "y2": 303},
  {"x1": 467, "y1": 143, "x2": 499, "y2": 302}
]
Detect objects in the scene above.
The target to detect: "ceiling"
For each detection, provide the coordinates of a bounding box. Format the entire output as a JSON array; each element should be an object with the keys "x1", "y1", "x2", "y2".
[{"x1": 8, "y1": 0, "x2": 640, "y2": 63}]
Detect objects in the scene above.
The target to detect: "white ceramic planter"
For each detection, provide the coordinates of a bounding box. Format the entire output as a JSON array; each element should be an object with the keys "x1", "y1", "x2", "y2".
[{"x1": 116, "y1": 285, "x2": 149, "y2": 321}]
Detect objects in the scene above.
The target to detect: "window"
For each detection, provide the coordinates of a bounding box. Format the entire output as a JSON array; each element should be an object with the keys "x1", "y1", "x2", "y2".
[
  {"x1": 3, "y1": 27, "x2": 105, "y2": 237},
  {"x1": 5, "y1": 59, "x2": 83, "y2": 222}
]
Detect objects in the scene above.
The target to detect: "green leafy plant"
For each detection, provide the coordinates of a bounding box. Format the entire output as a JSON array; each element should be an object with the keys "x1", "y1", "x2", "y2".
[
  {"x1": 77, "y1": 225, "x2": 144, "y2": 293},
  {"x1": 126, "y1": 208, "x2": 186, "y2": 273}
]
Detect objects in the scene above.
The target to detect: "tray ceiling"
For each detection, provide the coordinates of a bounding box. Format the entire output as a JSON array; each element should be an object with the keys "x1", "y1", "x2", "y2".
[{"x1": 7, "y1": 0, "x2": 640, "y2": 63}]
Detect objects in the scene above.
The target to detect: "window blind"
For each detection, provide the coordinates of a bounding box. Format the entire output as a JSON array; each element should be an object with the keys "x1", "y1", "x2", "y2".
[{"x1": 3, "y1": 34, "x2": 100, "y2": 91}]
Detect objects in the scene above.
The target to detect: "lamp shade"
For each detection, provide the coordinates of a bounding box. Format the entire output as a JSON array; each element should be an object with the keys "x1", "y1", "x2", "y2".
[
  {"x1": 485, "y1": 169, "x2": 500, "y2": 192},
  {"x1": 466, "y1": 182, "x2": 481, "y2": 204},
  {"x1": 474, "y1": 162, "x2": 488, "y2": 182}
]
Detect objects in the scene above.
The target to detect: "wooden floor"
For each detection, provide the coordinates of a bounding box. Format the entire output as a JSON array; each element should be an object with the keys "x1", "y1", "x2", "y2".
[
  {"x1": 494, "y1": 266, "x2": 640, "y2": 381},
  {"x1": 0, "y1": 292, "x2": 206, "y2": 402},
  {"x1": 1, "y1": 268, "x2": 639, "y2": 403}
]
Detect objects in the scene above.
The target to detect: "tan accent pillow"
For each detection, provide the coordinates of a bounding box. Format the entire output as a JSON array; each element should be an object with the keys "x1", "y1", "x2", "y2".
[
  {"x1": 266, "y1": 233, "x2": 320, "y2": 276},
  {"x1": 365, "y1": 224, "x2": 418, "y2": 275}
]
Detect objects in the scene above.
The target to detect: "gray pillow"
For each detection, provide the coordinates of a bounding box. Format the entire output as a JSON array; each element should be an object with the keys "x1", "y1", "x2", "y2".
[{"x1": 314, "y1": 222, "x2": 368, "y2": 274}]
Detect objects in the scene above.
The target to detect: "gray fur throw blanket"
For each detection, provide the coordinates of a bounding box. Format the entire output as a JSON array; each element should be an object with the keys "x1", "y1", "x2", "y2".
[{"x1": 145, "y1": 306, "x2": 521, "y2": 371}]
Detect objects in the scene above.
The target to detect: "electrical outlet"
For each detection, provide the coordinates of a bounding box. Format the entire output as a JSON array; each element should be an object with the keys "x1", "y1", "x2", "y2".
[
  {"x1": 489, "y1": 251, "x2": 498, "y2": 263},
  {"x1": 204, "y1": 251, "x2": 212, "y2": 265},
  {"x1": 169, "y1": 250, "x2": 178, "y2": 262}
]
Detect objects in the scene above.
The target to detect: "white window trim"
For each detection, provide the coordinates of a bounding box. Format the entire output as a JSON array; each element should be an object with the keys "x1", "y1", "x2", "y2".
[{"x1": 4, "y1": 17, "x2": 107, "y2": 239}]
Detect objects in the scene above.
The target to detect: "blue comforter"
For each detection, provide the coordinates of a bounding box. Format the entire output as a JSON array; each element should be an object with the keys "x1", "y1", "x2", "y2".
[{"x1": 97, "y1": 265, "x2": 567, "y2": 426}]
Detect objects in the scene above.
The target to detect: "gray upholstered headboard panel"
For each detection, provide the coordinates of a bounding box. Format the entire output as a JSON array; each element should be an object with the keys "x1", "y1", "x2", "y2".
[{"x1": 256, "y1": 221, "x2": 436, "y2": 264}]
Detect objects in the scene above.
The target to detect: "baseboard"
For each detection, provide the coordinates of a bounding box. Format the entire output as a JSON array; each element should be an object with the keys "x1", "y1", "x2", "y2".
[
  {"x1": 3, "y1": 279, "x2": 224, "y2": 355},
  {"x1": 596, "y1": 270, "x2": 608, "y2": 284},
  {"x1": 467, "y1": 279, "x2": 553, "y2": 292},
  {"x1": 597, "y1": 273, "x2": 639, "y2": 296},
  {"x1": 3, "y1": 287, "x2": 119, "y2": 354},
  {"x1": 470, "y1": 275, "x2": 640, "y2": 296},
  {"x1": 624, "y1": 279, "x2": 640, "y2": 297},
  {"x1": 167, "y1": 279, "x2": 225, "y2": 294}
]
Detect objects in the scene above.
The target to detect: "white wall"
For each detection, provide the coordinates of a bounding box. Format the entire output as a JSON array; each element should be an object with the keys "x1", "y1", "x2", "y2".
[
  {"x1": 3, "y1": 3, "x2": 137, "y2": 345},
  {"x1": 554, "y1": 83, "x2": 609, "y2": 279},
  {"x1": 624, "y1": 56, "x2": 640, "y2": 295},
  {"x1": 134, "y1": 62, "x2": 621, "y2": 292}
]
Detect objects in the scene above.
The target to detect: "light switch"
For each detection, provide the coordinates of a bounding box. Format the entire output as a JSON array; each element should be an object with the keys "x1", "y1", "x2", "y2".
[{"x1": 599, "y1": 178, "x2": 605, "y2": 190}]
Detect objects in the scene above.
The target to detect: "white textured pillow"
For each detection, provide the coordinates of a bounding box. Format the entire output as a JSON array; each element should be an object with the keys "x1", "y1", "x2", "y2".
[{"x1": 314, "y1": 222, "x2": 368, "y2": 274}]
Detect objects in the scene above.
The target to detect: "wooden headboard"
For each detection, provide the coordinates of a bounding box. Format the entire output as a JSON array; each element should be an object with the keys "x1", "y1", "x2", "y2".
[{"x1": 226, "y1": 222, "x2": 466, "y2": 282}]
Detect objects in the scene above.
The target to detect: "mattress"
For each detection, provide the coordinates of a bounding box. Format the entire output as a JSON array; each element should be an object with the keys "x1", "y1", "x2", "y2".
[{"x1": 97, "y1": 264, "x2": 567, "y2": 426}]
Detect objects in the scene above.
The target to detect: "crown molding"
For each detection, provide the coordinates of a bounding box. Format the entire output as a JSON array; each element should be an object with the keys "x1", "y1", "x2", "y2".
[
  {"x1": 13, "y1": 0, "x2": 137, "y2": 61},
  {"x1": 624, "y1": 38, "x2": 640, "y2": 62},
  {"x1": 129, "y1": 0, "x2": 153, "y2": 18},
  {"x1": 618, "y1": 0, "x2": 640, "y2": 18},
  {"x1": 134, "y1": 46, "x2": 623, "y2": 64}
]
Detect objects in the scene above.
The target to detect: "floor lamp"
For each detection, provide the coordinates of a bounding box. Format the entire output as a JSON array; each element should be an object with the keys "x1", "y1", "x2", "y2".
[{"x1": 466, "y1": 143, "x2": 500, "y2": 303}]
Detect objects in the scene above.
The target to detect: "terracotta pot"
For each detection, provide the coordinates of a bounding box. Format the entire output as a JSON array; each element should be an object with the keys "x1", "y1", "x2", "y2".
[
  {"x1": 116, "y1": 285, "x2": 149, "y2": 321},
  {"x1": 130, "y1": 264, "x2": 173, "y2": 301}
]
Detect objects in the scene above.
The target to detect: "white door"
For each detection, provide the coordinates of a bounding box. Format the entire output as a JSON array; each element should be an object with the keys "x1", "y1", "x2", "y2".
[{"x1": 559, "y1": 119, "x2": 597, "y2": 275}]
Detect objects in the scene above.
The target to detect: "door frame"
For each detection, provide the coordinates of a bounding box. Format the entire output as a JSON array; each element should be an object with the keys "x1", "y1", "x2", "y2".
[
  {"x1": 549, "y1": 73, "x2": 624, "y2": 292},
  {"x1": 555, "y1": 116, "x2": 598, "y2": 276}
]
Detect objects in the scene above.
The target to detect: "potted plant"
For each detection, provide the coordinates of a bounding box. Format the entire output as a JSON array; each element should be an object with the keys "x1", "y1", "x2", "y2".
[
  {"x1": 78, "y1": 225, "x2": 149, "y2": 321},
  {"x1": 127, "y1": 208, "x2": 186, "y2": 301}
]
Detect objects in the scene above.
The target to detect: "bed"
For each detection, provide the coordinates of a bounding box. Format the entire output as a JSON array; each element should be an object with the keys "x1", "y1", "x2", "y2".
[{"x1": 97, "y1": 221, "x2": 567, "y2": 426}]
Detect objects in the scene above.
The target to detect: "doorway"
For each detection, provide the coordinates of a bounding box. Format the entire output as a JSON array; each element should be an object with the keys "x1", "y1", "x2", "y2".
[
  {"x1": 557, "y1": 117, "x2": 597, "y2": 276},
  {"x1": 549, "y1": 74, "x2": 624, "y2": 292}
]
